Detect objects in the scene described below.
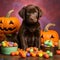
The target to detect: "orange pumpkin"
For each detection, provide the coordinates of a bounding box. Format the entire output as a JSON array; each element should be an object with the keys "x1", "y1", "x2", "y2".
[
  {"x1": 0, "y1": 10, "x2": 20, "y2": 34},
  {"x1": 41, "y1": 23, "x2": 59, "y2": 46}
]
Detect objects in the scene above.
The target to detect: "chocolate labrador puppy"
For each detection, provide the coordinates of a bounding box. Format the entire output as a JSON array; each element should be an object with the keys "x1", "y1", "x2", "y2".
[{"x1": 17, "y1": 5, "x2": 42, "y2": 50}]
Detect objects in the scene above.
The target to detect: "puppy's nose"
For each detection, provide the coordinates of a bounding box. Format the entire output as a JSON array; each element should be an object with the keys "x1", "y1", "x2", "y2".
[
  {"x1": 30, "y1": 13, "x2": 37, "y2": 22},
  {"x1": 33, "y1": 19, "x2": 37, "y2": 22},
  {"x1": 30, "y1": 13, "x2": 37, "y2": 18}
]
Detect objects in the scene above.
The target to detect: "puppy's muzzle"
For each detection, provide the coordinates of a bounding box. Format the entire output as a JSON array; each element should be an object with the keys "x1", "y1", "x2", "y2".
[{"x1": 30, "y1": 13, "x2": 38, "y2": 22}]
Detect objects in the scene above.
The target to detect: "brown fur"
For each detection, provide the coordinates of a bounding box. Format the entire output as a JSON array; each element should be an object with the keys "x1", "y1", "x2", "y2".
[{"x1": 17, "y1": 5, "x2": 42, "y2": 50}]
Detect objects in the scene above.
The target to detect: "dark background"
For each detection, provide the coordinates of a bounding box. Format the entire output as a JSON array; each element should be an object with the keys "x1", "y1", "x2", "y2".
[{"x1": 0, "y1": 0, "x2": 60, "y2": 37}]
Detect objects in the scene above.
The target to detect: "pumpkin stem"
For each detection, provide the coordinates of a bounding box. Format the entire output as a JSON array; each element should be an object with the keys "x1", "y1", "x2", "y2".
[
  {"x1": 6, "y1": 10, "x2": 14, "y2": 17},
  {"x1": 44, "y1": 23, "x2": 56, "y2": 32}
]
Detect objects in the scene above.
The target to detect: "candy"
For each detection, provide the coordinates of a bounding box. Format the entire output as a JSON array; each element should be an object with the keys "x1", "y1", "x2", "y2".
[
  {"x1": 15, "y1": 51, "x2": 19, "y2": 56},
  {"x1": 26, "y1": 53, "x2": 30, "y2": 57},
  {"x1": 44, "y1": 40, "x2": 53, "y2": 47},
  {"x1": 46, "y1": 50, "x2": 50, "y2": 54},
  {"x1": 13, "y1": 43, "x2": 18, "y2": 47},
  {"x1": 30, "y1": 52, "x2": 36, "y2": 57},
  {"x1": 44, "y1": 54, "x2": 49, "y2": 59},
  {"x1": 30, "y1": 48, "x2": 33, "y2": 52},
  {"x1": 10, "y1": 52, "x2": 16, "y2": 56},
  {"x1": 21, "y1": 51, "x2": 26, "y2": 58},
  {"x1": 56, "y1": 50, "x2": 60, "y2": 55},
  {"x1": 1, "y1": 41, "x2": 18, "y2": 47},
  {"x1": 49, "y1": 52, "x2": 53, "y2": 57},
  {"x1": 39, "y1": 53, "x2": 43, "y2": 57},
  {"x1": 26, "y1": 48, "x2": 30, "y2": 52},
  {"x1": 44, "y1": 40, "x2": 49, "y2": 45}
]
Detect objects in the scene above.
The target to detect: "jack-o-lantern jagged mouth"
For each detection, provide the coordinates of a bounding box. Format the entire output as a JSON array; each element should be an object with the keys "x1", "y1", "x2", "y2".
[{"x1": 0, "y1": 27, "x2": 16, "y2": 31}]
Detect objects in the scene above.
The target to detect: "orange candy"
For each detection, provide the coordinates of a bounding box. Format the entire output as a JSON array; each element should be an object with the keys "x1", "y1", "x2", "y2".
[
  {"x1": 13, "y1": 43, "x2": 18, "y2": 47},
  {"x1": 56, "y1": 50, "x2": 60, "y2": 55},
  {"x1": 10, "y1": 52, "x2": 16, "y2": 56},
  {"x1": 33, "y1": 47, "x2": 38, "y2": 51},
  {"x1": 15, "y1": 51, "x2": 19, "y2": 56},
  {"x1": 26, "y1": 48, "x2": 30, "y2": 52},
  {"x1": 21, "y1": 51, "x2": 26, "y2": 58},
  {"x1": 30, "y1": 52, "x2": 36, "y2": 57},
  {"x1": 43, "y1": 53, "x2": 49, "y2": 59}
]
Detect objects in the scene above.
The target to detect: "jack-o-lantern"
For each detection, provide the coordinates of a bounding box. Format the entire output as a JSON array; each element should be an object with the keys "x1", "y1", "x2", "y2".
[
  {"x1": 41, "y1": 23, "x2": 59, "y2": 46},
  {"x1": 0, "y1": 10, "x2": 20, "y2": 34}
]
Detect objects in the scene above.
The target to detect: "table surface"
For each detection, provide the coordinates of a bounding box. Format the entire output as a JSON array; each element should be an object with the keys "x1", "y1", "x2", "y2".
[{"x1": 0, "y1": 54, "x2": 60, "y2": 60}]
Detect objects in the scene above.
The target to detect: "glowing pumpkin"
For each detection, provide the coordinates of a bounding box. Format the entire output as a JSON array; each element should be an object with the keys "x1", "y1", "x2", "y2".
[
  {"x1": 0, "y1": 10, "x2": 20, "y2": 34},
  {"x1": 41, "y1": 23, "x2": 59, "y2": 46}
]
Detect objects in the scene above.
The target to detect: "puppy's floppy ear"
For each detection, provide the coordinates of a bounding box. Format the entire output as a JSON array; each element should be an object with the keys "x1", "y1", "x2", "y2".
[
  {"x1": 35, "y1": 6, "x2": 43, "y2": 18},
  {"x1": 19, "y1": 6, "x2": 26, "y2": 19}
]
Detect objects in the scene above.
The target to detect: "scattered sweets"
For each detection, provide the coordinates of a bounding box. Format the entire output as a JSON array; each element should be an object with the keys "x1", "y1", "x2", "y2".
[
  {"x1": 46, "y1": 50, "x2": 53, "y2": 57},
  {"x1": 30, "y1": 48, "x2": 33, "y2": 53},
  {"x1": 49, "y1": 52, "x2": 53, "y2": 57},
  {"x1": 26, "y1": 48, "x2": 30, "y2": 52},
  {"x1": 15, "y1": 51, "x2": 19, "y2": 56},
  {"x1": 0, "y1": 41, "x2": 59, "y2": 59},
  {"x1": 33, "y1": 47, "x2": 38, "y2": 51},
  {"x1": 1, "y1": 41, "x2": 18, "y2": 55},
  {"x1": 44, "y1": 40, "x2": 53, "y2": 47},
  {"x1": 9, "y1": 47, "x2": 54, "y2": 59},
  {"x1": 26, "y1": 53, "x2": 30, "y2": 57},
  {"x1": 46, "y1": 50, "x2": 51, "y2": 54},
  {"x1": 56, "y1": 50, "x2": 60, "y2": 55},
  {"x1": 39, "y1": 53, "x2": 43, "y2": 57},
  {"x1": 43, "y1": 53, "x2": 49, "y2": 59},
  {"x1": 1, "y1": 41, "x2": 18, "y2": 47},
  {"x1": 30, "y1": 52, "x2": 36, "y2": 57},
  {"x1": 10, "y1": 52, "x2": 16, "y2": 56}
]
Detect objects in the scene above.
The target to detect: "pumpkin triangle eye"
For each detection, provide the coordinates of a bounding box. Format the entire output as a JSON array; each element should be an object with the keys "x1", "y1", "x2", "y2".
[
  {"x1": 41, "y1": 35, "x2": 43, "y2": 38},
  {"x1": 0, "y1": 20, "x2": 2, "y2": 23},
  {"x1": 51, "y1": 35, "x2": 54, "y2": 38},
  {"x1": 9, "y1": 21, "x2": 14, "y2": 24}
]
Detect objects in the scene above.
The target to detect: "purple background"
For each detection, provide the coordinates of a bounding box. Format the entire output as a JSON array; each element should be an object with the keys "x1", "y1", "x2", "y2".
[{"x1": 0, "y1": 0, "x2": 60, "y2": 37}]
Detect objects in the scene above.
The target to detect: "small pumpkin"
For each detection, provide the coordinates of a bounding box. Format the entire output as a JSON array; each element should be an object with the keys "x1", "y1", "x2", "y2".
[
  {"x1": 41, "y1": 23, "x2": 59, "y2": 46},
  {"x1": 0, "y1": 10, "x2": 20, "y2": 34}
]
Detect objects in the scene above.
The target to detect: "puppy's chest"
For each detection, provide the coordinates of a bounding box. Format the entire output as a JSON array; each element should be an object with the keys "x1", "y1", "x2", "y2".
[
  {"x1": 24, "y1": 28, "x2": 35, "y2": 37},
  {"x1": 24, "y1": 30, "x2": 34, "y2": 37},
  {"x1": 26, "y1": 26, "x2": 38, "y2": 32},
  {"x1": 24, "y1": 25, "x2": 40, "y2": 37},
  {"x1": 24, "y1": 31, "x2": 35, "y2": 44}
]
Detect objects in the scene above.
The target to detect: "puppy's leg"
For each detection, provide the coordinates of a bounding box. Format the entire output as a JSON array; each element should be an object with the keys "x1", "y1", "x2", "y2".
[
  {"x1": 34, "y1": 30, "x2": 41, "y2": 50},
  {"x1": 17, "y1": 26, "x2": 28, "y2": 50},
  {"x1": 17, "y1": 34, "x2": 28, "y2": 50},
  {"x1": 35, "y1": 36, "x2": 40, "y2": 50}
]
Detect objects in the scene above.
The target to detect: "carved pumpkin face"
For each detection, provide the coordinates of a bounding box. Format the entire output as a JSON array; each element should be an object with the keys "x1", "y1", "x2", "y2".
[
  {"x1": 4, "y1": 17, "x2": 20, "y2": 34},
  {"x1": 41, "y1": 23, "x2": 59, "y2": 46},
  {"x1": 0, "y1": 10, "x2": 20, "y2": 34}
]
